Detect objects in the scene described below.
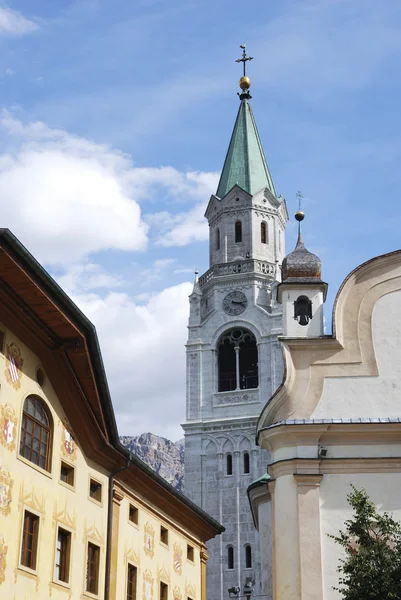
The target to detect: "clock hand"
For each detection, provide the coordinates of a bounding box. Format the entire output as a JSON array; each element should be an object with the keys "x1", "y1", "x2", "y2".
[{"x1": 231, "y1": 299, "x2": 245, "y2": 304}]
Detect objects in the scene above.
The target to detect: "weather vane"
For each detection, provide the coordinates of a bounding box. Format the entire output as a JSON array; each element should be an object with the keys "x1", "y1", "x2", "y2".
[{"x1": 235, "y1": 44, "x2": 253, "y2": 77}]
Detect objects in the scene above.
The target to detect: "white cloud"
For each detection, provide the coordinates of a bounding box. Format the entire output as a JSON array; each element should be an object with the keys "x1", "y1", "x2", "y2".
[
  {"x1": 149, "y1": 171, "x2": 219, "y2": 247},
  {"x1": 60, "y1": 277, "x2": 192, "y2": 440},
  {"x1": 0, "y1": 111, "x2": 218, "y2": 263},
  {"x1": 5, "y1": 68, "x2": 15, "y2": 76},
  {"x1": 57, "y1": 262, "x2": 123, "y2": 293},
  {"x1": 0, "y1": 111, "x2": 149, "y2": 264},
  {"x1": 0, "y1": 8, "x2": 38, "y2": 36}
]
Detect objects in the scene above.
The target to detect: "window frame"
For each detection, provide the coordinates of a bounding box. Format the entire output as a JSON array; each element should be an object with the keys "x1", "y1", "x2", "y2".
[
  {"x1": 226, "y1": 453, "x2": 233, "y2": 476},
  {"x1": 245, "y1": 544, "x2": 252, "y2": 569},
  {"x1": 160, "y1": 525, "x2": 169, "y2": 546},
  {"x1": 19, "y1": 395, "x2": 52, "y2": 473},
  {"x1": 216, "y1": 227, "x2": 220, "y2": 251},
  {"x1": 261, "y1": 221, "x2": 267, "y2": 244},
  {"x1": 243, "y1": 452, "x2": 250, "y2": 474},
  {"x1": 160, "y1": 581, "x2": 168, "y2": 600},
  {"x1": 187, "y1": 544, "x2": 194, "y2": 562},
  {"x1": 54, "y1": 525, "x2": 72, "y2": 586},
  {"x1": 227, "y1": 545, "x2": 234, "y2": 570},
  {"x1": 126, "y1": 562, "x2": 137, "y2": 600},
  {"x1": 85, "y1": 541, "x2": 101, "y2": 596},
  {"x1": 19, "y1": 508, "x2": 40, "y2": 572},
  {"x1": 88, "y1": 477, "x2": 103, "y2": 505},
  {"x1": 128, "y1": 503, "x2": 139, "y2": 526},
  {"x1": 235, "y1": 220, "x2": 242, "y2": 243},
  {"x1": 60, "y1": 460, "x2": 75, "y2": 489}
]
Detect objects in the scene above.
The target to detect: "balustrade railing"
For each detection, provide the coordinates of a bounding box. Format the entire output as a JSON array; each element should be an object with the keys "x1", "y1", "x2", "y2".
[{"x1": 199, "y1": 259, "x2": 275, "y2": 288}]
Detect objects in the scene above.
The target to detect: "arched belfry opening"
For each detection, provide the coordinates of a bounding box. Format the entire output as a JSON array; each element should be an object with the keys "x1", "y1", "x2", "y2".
[
  {"x1": 217, "y1": 328, "x2": 258, "y2": 392},
  {"x1": 294, "y1": 295, "x2": 312, "y2": 326}
]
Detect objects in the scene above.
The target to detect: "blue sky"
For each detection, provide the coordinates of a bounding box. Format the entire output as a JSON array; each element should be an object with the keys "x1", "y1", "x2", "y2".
[{"x1": 1, "y1": 0, "x2": 401, "y2": 440}]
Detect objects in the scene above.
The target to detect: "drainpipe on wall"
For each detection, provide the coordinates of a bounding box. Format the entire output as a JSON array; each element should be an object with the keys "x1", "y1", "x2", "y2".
[{"x1": 104, "y1": 459, "x2": 131, "y2": 600}]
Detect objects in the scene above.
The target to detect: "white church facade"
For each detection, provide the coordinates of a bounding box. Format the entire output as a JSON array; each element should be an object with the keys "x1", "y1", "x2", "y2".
[{"x1": 250, "y1": 218, "x2": 401, "y2": 599}]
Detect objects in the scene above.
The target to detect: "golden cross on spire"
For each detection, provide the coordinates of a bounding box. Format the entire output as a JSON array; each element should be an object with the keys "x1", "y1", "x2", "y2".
[{"x1": 235, "y1": 44, "x2": 253, "y2": 77}]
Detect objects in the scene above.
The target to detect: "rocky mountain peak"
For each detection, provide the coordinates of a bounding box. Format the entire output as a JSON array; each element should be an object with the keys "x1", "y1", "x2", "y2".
[{"x1": 120, "y1": 432, "x2": 184, "y2": 492}]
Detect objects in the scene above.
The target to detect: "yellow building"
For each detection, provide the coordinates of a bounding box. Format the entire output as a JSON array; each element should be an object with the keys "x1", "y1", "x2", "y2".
[{"x1": 0, "y1": 228, "x2": 223, "y2": 600}]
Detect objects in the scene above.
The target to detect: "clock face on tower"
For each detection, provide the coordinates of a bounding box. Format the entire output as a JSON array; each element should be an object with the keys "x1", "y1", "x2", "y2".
[{"x1": 223, "y1": 290, "x2": 248, "y2": 315}]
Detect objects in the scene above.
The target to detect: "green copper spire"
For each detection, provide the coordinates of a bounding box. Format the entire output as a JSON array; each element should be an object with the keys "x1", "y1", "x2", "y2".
[{"x1": 216, "y1": 45, "x2": 276, "y2": 199}]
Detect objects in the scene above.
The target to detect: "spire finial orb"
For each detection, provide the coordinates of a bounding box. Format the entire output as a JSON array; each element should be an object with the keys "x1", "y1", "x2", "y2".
[
  {"x1": 236, "y1": 44, "x2": 253, "y2": 98},
  {"x1": 295, "y1": 190, "x2": 305, "y2": 222}
]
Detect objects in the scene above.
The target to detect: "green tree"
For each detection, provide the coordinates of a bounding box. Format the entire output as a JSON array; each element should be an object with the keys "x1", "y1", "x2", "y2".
[{"x1": 330, "y1": 486, "x2": 401, "y2": 599}]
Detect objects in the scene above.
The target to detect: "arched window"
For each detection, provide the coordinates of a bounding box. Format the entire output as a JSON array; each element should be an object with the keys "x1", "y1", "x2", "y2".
[
  {"x1": 20, "y1": 395, "x2": 52, "y2": 471},
  {"x1": 216, "y1": 227, "x2": 220, "y2": 251},
  {"x1": 245, "y1": 545, "x2": 252, "y2": 569},
  {"x1": 235, "y1": 221, "x2": 242, "y2": 243},
  {"x1": 294, "y1": 295, "x2": 312, "y2": 326},
  {"x1": 226, "y1": 453, "x2": 233, "y2": 476},
  {"x1": 261, "y1": 222, "x2": 267, "y2": 244},
  {"x1": 227, "y1": 546, "x2": 234, "y2": 570},
  {"x1": 243, "y1": 452, "x2": 250, "y2": 474},
  {"x1": 218, "y1": 329, "x2": 258, "y2": 392}
]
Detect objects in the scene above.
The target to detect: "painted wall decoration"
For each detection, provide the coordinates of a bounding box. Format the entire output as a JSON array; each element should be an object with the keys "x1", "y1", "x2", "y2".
[
  {"x1": 143, "y1": 569, "x2": 154, "y2": 600},
  {"x1": 60, "y1": 417, "x2": 78, "y2": 461},
  {"x1": 185, "y1": 583, "x2": 196, "y2": 599},
  {"x1": 0, "y1": 534, "x2": 7, "y2": 585},
  {"x1": 0, "y1": 467, "x2": 13, "y2": 516},
  {"x1": 173, "y1": 542, "x2": 183, "y2": 575},
  {"x1": 4, "y1": 342, "x2": 23, "y2": 389},
  {"x1": 0, "y1": 403, "x2": 17, "y2": 452},
  {"x1": 173, "y1": 585, "x2": 182, "y2": 600},
  {"x1": 144, "y1": 522, "x2": 155, "y2": 558}
]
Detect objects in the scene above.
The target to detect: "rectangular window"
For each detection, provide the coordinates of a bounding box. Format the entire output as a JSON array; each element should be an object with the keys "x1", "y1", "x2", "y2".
[
  {"x1": 160, "y1": 526, "x2": 168, "y2": 545},
  {"x1": 160, "y1": 582, "x2": 168, "y2": 600},
  {"x1": 129, "y1": 504, "x2": 138, "y2": 525},
  {"x1": 55, "y1": 527, "x2": 71, "y2": 583},
  {"x1": 60, "y1": 461, "x2": 75, "y2": 486},
  {"x1": 127, "y1": 563, "x2": 137, "y2": 600},
  {"x1": 89, "y1": 478, "x2": 102, "y2": 503},
  {"x1": 20, "y1": 510, "x2": 39, "y2": 570},
  {"x1": 86, "y1": 542, "x2": 100, "y2": 595},
  {"x1": 187, "y1": 544, "x2": 194, "y2": 562}
]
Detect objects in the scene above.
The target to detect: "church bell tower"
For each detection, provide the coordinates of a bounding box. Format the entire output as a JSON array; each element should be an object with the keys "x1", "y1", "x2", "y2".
[{"x1": 183, "y1": 47, "x2": 288, "y2": 600}]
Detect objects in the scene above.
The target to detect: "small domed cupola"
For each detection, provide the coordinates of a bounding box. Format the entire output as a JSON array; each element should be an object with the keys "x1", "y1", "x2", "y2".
[
  {"x1": 277, "y1": 209, "x2": 327, "y2": 337},
  {"x1": 282, "y1": 211, "x2": 322, "y2": 282}
]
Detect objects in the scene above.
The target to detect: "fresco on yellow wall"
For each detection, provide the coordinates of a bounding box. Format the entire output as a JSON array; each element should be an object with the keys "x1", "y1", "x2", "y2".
[
  {"x1": 144, "y1": 522, "x2": 155, "y2": 558},
  {"x1": 158, "y1": 566, "x2": 170, "y2": 584},
  {"x1": 186, "y1": 583, "x2": 196, "y2": 599},
  {"x1": 4, "y1": 342, "x2": 23, "y2": 390},
  {"x1": 173, "y1": 585, "x2": 182, "y2": 600},
  {"x1": 0, "y1": 403, "x2": 17, "y2": 451},
  {"x1": 173, "y1": 542, "x2": 183, "y2": 575},
  {"x1": 143, "y1": 569, "x2": 154, "y2": 600},
  {"x1": 0, "y1": 466, "x2": 13, "y2": 515},
  {"x1": 18, "y1": 482, "x2": 46, "y2": 516},
  {"x1": 0, "y1": 533, "x2": 7, "y2": 584},
  {"x1": 60, "y1": 417, "x2": 78, "y2": 461}
]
